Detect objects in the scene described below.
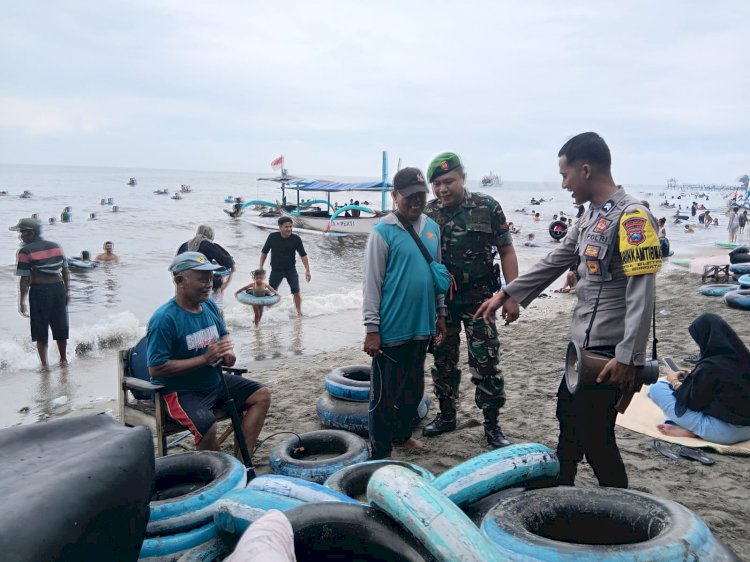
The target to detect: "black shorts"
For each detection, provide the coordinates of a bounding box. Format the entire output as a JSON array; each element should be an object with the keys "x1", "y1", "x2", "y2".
[
  {"x1": 29, "y1": 282, "x2": 69, "y2": 343},
  {"x1": 269, "y1": 268, "x2": 300, "y2": 294},
  {"x1": 163, "y1": 374, "x2": 263, "y2": 445}
]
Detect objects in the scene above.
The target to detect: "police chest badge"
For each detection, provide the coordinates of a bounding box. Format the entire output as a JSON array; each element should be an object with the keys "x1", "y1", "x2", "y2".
[
  {"x1": 593, "y1": 218, "x2": 610, "y2": 233},
  {"x1": 619, "y1": 207, "x2": 662, "y2": 276}
]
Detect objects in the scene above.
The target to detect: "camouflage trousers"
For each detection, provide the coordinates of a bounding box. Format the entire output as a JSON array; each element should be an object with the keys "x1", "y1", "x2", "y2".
[{"x1": 431, "y1": 305, "x2": 506, "y2": 412}]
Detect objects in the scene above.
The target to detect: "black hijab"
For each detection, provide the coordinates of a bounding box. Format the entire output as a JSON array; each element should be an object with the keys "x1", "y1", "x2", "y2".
[{"x1": 674, "y1": 313, "x2": 750, "y2": 425}]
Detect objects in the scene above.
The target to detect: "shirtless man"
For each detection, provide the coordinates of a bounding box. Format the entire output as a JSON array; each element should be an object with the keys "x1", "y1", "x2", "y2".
[{"x1": 95, "y1": 241, "x2": 119, "y2": 263}]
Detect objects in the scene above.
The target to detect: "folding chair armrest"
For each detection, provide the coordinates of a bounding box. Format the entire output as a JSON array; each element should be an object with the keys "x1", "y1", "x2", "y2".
[
  {"x1": 222, "y1": 366, "x2": 248, "y2": 375},
  {"x1": 124, "y1": 376, "x2": 165, "y2": 393}
]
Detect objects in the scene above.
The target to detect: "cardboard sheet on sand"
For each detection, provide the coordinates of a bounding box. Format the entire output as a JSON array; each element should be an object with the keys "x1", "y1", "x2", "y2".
[{"x1": 616, "y1": 385, "x2": 750, "y2": 455}]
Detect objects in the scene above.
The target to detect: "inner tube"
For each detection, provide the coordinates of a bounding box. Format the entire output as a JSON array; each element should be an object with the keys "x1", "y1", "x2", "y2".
[
  {"x1": 432, "y1": 442, "x2": 559, "y2": 507},
  {"x1": 269, "y1": 429, "x2": 370, "y2": 484},
  {"x1": 725, "y1": 289, "x2": 750, "y2": 311},
  {"x1": 246, "y1": 474, "x2": 358, "y2": 505},
  {"x1": 316, "y1": 391, "x2": 431, "y2": 437},
  {"x1": 67, "y1": 258, "x2": 97, "y2": 270},
  {"x1": 368, "y1": 465, "x2": 503, "y2": 562},
  {"x1": 698, "y1": 284, "x2": 739, "y2": 297},
  {"x1": 738, "y1": 274, "x2": 750, "y2": 289},
  {"x1": 729, "y1": 263, "x2": 750, "y2": 275},
  {"x1": 212, "y1": 488, "x2": 304, "y2": 536},
  {"x1": 286, "y1": 502, "x2": 438, "y2": 562},
  {"x1": 324, "y1": 365, "x2": 372, "y2": 402},
  {"x1": 139, "y1": 522, "x2": 219, "y2": 560},
  {"x1": 324, "y1": 460, "x2": 434, "y2": 502},
  {"x1": 147, "y1": 451, "x2": 247, "y2": 536},
  {"x1": 235, "y1": 291, "x2": 280, "y2": 307},
  {"x1": 549, "y1": 220, "x2": 568, "y2": 240},
  {"x1": 480, "y1": 486, "x2": 738, "y2": 561}
]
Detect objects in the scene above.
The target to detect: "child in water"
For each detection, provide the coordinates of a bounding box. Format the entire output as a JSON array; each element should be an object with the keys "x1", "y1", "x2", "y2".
[{"x1": 235, "y1": 269, "x2": 280, "y2": 326}]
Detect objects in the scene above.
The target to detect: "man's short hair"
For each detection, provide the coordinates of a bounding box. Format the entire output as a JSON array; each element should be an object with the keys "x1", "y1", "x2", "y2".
[
  {"x1": 104, "y1": 241, "x2": 113, "y2": 246},
  {"x1": 278, "y1": 216, "x2": 293, "y2": 226},
  {"x1": 253, "y1": 268, "x2": 266, "y2": 277},
  {"x1": 558, "y1": 132, "x2": 611, "y2": 169}
]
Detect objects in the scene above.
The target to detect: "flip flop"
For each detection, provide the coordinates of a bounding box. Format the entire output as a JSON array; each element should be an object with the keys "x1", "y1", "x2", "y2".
[
  {"x1": 651, "y1": 439, "x2": 682, "y2": 461},
  {"x1": 676, "y1": 446, "x2": 715, "y2": 466}
]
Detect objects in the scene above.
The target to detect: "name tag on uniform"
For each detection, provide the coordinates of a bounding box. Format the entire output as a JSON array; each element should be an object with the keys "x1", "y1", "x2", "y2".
[{"x1": 619, "y1": 208, "x2": 662, "y2": 276}]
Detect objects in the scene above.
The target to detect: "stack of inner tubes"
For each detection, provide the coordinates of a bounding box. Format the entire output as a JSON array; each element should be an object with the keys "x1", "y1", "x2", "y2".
[{"x1": 316, "y1": 365, "x2": 430, "y2": 436}]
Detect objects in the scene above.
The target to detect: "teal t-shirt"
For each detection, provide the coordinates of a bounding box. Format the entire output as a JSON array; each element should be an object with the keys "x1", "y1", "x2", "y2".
[{"x1": 147, "y1": 298, "x2": 228, "y2": 392}]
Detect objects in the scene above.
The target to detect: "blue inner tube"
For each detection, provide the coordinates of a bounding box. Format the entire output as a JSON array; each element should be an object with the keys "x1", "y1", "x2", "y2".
[
  {"x1": 236, "y1": 291, "x2": 280, "y2": 307},
  {"x1": 698, "y1": 284, "x2": 739, "y2": 297},
  {"x1": 738, "y1": 274, "x2": 750, "y2": 289},
  {"x1": 324, "y1": 460, "x2": 435, "y2": 502},
  {"x1": 67, "y1": 258, "x2": 98, "y2": 269},
  {"x1": 548, "y1": 220, "x2": 568, "y2": 240},
  {"x1": 479, "y1": 486, "x2": 729, "y2": 561},
  {"x1": 729, "y1": 263, "x2": 750, "y2": 275},
  {"x1": 246, "y1": 474, "x2": 358, "y2": 505},
  {"x1": 725, "y1": 289, "x2": 750, "y2": 311}
]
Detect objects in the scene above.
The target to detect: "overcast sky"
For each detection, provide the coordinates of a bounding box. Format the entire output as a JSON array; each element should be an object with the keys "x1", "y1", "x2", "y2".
[{"x1": 1, "y1": 1, "x2": 748, "y2": 184}]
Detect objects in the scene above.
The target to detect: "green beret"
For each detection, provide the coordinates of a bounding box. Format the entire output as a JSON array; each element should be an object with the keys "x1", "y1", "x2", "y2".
[{"x1": 427, "y1": 152, "x2": 463, "y2": 182}]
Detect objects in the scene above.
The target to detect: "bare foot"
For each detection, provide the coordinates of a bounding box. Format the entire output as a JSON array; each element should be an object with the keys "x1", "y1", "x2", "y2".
[
  {"x1": 397, "y1": 438, "x2": 426, "y2": 451},
  {"x1": 59, "y1": 360, "x2": 69, "y2": 368},
  {"x1": 657, "y1": 424, "x2": 696, "y2": 438}
]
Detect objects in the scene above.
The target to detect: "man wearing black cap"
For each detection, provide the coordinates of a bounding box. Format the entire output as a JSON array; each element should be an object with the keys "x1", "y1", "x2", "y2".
[
  {"x1": 363, "y1": 168, "x2": 446, "y2": 459},
  {"x1": 422, "y1": 152, "x2": 519, "y2": 449},
  {"x1": 11, "y1": 217, "x2": 70, "y2": 368},
  {"x1": 147, "y1": 252, "x2": 270, "y2": 454}
]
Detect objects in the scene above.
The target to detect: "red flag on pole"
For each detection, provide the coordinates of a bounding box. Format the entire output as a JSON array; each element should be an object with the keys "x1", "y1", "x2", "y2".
[{"x1": 271, "y1": 155, "x2": 284, "y2": 170}]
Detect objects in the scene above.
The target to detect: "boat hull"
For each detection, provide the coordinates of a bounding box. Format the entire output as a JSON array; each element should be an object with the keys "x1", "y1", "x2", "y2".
[{"x1": 246, "y1": 213, "x2": 385, "y2": 235}]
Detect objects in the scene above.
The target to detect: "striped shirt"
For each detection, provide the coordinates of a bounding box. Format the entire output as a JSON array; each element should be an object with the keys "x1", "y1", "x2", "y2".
[{"x1": 16, "y1": 238, "x2": 66, "y2": 277}]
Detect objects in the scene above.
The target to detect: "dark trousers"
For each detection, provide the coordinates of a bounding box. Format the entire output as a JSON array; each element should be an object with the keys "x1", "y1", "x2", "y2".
[
  {"x1": 555, "y1": 346, "x2": 628, "y2": 488},
  {"x1": 369, "y1": 339, "x2": 427, "y2": 459}
]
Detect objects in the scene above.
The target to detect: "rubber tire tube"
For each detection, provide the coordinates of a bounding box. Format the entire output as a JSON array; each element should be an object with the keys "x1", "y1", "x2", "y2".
[
  {"x1": 316, "y1": 391, "x2": 431, "y2": 437},
  {"x1": 141, "y1": 537, "x2": 228, "y2": 562},
  {"x1": 461, "y1": 487, "x2": 527, "y2": 526},
  {"x1": 269, "y1": 429, "x2": 370, "y2": 484},
  {"x1": 724, "y1": 289, "x2": 750, "y2": 311},
  {"x1": 247, "y1": 474, "x2": 359, "y2": 504},
  {"x1": 325, "y1": 376, "x2": 370, "y2": 402},
  {"x1": 480, "y1": 486, "x2": 740, "y2": 561},
  {"x1": 368, "y1": 465, "x2": 504, "y2": 561},
  {"x1": 147, "y1": 452, "x2": 247, "y2": 536},
  {"x1": 324, "y1": 460, "x2": 435, "y2": 501},
  {"x1": 213, "y1": 488, "x2": 304, "y2": 536},
  {"x1": 737, "y1": 274, "x2": 750, "y2": 288},
  {"x1": 549, "y1": 220, "x2": 568, "y2": 240},
  {"x1": 698, "y1": 284, "x2": 739, "y2": 297},
  {"x1": 325, "y1": 365, "x2": 372, "y2": 388},
  {"x1": 729, "y1": 263, "x2": 750, "y2": 275},
  {"x1": 285, "y1": 502, "x2": 438, "y2": 562},
  {"x1": 432, "y1": 442, "x2": 559, "y2": 507},
  {"x1": 140, "y1": 522, "x2": 219, "y2": 560}
]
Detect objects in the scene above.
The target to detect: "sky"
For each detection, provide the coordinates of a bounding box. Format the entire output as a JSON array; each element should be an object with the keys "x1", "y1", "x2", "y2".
[{"x1": 1, "y1": 0, "x2": 748, "y2": 184}]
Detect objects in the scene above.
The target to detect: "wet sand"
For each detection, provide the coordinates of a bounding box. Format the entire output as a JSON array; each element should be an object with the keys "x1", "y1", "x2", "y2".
[{"x1": 50, "y1": 270, "x2": 750, "y2": 558}]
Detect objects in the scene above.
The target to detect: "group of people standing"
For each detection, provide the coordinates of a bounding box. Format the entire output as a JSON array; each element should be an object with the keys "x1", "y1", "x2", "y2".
[{"x1": 364, "y1": 132, "x2": 666, "y2": 487}]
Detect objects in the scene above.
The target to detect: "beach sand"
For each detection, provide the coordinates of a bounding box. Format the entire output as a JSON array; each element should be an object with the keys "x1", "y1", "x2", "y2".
[{"x1": 75, "y1": 270, "x2": 750, "y2": 558}]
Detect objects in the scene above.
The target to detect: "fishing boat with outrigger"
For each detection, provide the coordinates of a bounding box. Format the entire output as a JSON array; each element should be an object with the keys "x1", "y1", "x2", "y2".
[
  {"x1": 128, "y1": 177, "x2": 137, "y2": 186},
  {"x1": 241, "y1": 152, "x2": 394, "y2": 236},
  {"x1": 481, "y1": 171, "x2": 502, "y2": 187}
]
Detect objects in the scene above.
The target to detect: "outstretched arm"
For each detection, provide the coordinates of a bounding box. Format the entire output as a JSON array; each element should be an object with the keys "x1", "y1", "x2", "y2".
[{"x1": 301, "y1": 256, "x2": 311, "y2": 282}]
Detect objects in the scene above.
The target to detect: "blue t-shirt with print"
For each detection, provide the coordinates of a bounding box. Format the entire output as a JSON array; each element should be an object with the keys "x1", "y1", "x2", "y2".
[{"x1": 147, "y1": 298, "x2": 228, "y2": 393}]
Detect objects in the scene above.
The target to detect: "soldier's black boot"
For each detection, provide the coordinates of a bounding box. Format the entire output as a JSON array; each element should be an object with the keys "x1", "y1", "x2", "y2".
[
  {"x1": 483, "y1": 412, "x2": 511, "y2": 449},
  {"x1": 422, "y1": 399, "x2": 456, "y2": 437}
]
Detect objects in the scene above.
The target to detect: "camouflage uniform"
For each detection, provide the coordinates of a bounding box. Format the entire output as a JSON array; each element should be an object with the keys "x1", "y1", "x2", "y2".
[{"x1": 424, "y1": 189, "x2": 512, "y2": 414}]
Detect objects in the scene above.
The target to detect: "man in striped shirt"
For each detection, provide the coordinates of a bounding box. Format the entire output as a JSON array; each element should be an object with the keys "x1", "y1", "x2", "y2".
[{"x1": 11, "y1": 218, "x2": 70, "y2": 368}]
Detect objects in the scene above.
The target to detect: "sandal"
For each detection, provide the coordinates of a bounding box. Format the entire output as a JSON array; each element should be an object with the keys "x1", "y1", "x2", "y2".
[
  {"x1": 651, "y1": 439, "x2": 682, "y2": 461},
  {"x1": 676, "y1": 446, "x2": 715, "y2": 465}
]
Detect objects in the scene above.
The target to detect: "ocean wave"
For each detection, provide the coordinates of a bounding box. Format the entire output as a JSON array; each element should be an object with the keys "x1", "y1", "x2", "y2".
[
  {"x1": 224, "y1": 288, "x2": 363, "y2": 328},
  {"x1": 0, "y1": 312, "x2": 143, "y2": 371}
]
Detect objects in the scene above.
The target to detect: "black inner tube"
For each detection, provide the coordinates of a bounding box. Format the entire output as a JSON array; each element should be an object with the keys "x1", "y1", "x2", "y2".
[
  {"x1": 340, "y1": 367, "x2": 371, "y2": 383},
  {"x1": 152, "y1": 454, "x2": 228, "y2": 501},
  {"x1": 335, "y1": 461, "x2": 424, "y2": 500}
]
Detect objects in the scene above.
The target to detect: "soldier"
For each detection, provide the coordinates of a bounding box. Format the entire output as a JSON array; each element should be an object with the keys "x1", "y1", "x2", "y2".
[
  {"x1": 422, "y1": 152, "x2": 520, "y2": 449},
  {"x1": 475, "y1": 132, "x2": 661, "y2": 487}
]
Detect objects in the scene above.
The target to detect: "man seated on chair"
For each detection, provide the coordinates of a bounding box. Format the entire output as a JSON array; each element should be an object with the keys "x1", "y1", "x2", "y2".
[{"x1": 147, "y1": 251, "x2": 271, "y2": 452}]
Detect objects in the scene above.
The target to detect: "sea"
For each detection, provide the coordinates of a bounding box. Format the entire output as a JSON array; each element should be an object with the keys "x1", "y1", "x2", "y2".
[{"x1": 0, "y1": 164, "x2": 735, "y2": 428}]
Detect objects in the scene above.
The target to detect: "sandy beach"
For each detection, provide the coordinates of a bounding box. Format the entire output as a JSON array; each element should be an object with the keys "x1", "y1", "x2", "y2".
[{"x1": 49, "y1": 267, "x2": 750, "y2": 559}]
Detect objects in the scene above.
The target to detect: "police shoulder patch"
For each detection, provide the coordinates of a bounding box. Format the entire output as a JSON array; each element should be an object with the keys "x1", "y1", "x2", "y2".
[{"x1": 619, "y1": 207, "x2": 662, "y2": 276}]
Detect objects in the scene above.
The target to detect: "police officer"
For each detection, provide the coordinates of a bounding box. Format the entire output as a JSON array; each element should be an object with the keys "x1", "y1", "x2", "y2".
[
  {"x1": 422, "y1": 152, "x2": 520, "y2": 449},
  {"x1": 475, "y1": 132, "x2": 661, "y2": 487}
]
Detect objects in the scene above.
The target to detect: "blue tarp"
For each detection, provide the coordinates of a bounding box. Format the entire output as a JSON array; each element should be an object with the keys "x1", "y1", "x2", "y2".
[{"x1": 293, "y1": 180, "x2": 392, "y2": 192}]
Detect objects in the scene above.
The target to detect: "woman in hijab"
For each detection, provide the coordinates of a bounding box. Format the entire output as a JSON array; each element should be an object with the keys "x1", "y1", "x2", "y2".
[
  {"x1": 177, "y1": 225, "x2": 235, "y2": 304},
  {"x1": 648, "y1": 313, "x2": 750, "y2": 444}
]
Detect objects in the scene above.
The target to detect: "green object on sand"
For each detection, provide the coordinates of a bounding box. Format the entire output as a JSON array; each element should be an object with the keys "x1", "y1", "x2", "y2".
[
  {"x1": 715, "y1": 241, "x2": 740, "y2": 249},
  {"x1": 670, "y1": 258, "x2": 691, "y2": 267}
]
